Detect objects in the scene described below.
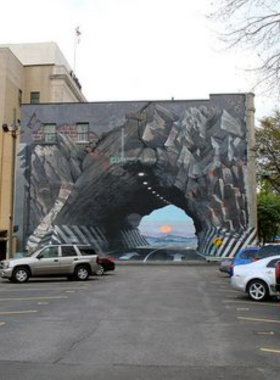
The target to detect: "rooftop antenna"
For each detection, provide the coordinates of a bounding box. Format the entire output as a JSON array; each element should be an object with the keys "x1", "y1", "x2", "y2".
[{"x1": 73, "y1": 26, "x2": 81, "y2": 73}]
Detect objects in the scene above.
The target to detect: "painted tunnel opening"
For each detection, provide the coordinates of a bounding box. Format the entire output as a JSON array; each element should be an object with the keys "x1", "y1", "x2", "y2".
[{"x1": 139, "y1": 205, "x2": 197, "y2": 248}]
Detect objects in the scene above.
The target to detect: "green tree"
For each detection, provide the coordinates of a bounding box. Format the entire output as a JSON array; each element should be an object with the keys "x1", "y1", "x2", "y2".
[
  {"x1": 257, "y1": 191, "x2": 280, "y2": 244},
  {"x1": 255, "y1": 110, "x2": 280, "y2": 194},
  {"x1": 209, "y1": 0, "x2": 280, "y2": 93}
]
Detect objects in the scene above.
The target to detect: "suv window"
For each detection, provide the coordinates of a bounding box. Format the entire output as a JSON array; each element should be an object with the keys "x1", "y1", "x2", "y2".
[
  {"x1": 257, "y1": 245, "x2": 280, "y2": 259},
  {"x1": 61, "y1": 246, "x2": 77, "y2": 257},
  {"x1": 79, "y1": 247, "x2": 97, "y2": 256},
  {"x1": 240, "y1": 250, "x2": 254, "y2": 259},
  {"x1": 267, "y1": 258, "x2": 280, "y2": 268},
  {"x1": 241, "y1": 250, "x2": 259, "y2": 259},
  {"x1": 38, "y1": 246, "x2": 59, "y2": 259}
]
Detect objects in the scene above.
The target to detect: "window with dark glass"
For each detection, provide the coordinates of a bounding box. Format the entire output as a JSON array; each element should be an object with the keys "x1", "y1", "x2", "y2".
[
  {"x1": 76, "y1": 123, "x2": 89, "y2": 142},
  {"x1": 44, "y1": 124, "x2": 57, "y2": 143},
  {"x1": 267, "y1": 258, "x2": 280, "y2": 268},
  {"x1": 30, "y1": 91, "x2": 40, "y2": 104},
  {"x1": 61, "y1": 246, "x2": 78, "y2": 257},
  {"x1": 240, "y1": 250, "x2": 256, "y2": 259},
  {"x1": 79, "y1": 247, "x2": 97, "y2": 256}
]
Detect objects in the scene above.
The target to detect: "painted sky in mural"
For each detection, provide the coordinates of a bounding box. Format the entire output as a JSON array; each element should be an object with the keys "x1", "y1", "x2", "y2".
[{"x1": 139, "y1": 206, "x2": 195, "y2": 238}]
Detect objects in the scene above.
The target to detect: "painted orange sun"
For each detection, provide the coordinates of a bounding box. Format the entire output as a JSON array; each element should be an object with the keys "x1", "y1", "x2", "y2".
[{"x1": 158, "y1": 225, "x2": 172, "y2": 234}]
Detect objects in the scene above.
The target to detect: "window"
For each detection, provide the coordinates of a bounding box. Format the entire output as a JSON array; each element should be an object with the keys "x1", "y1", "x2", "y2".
[
  {"x1": 76, "y1": 123, "x2": 89, "y2": 142},
  {"x1": 30, "y1": 91, "x2": 40, "y2": 104},
  {"x1": 44, "y1": 124, "x2": 57, "y2": 143},
  {"x1": 257, "y1": 245, "x2": 280, "y2": 259},
  {"x1": 37, "y1": 246, "x2": 59, "y2": 259},
  {"x1": 267, "y1": 259, "x2": 280, "y2": 268},
  {"x1": 240, "y1": 250, "x2": 256, "y2": 259},
  {"x1": 79, "y1": 247, "x2": 97, "y2": 256},
  {"x1": 61, "y1": 246, "x2": 78, "y2": 257}
]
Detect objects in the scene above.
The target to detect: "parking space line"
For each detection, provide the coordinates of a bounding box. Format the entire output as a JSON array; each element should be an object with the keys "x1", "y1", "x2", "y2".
[
  {"x1": 0, "y1": 322, "x2": 6, "y2": 326},
  {"x1": 260, "y1": 347, "x2": 280, "y2": 354},
  {"x1": 0, "y1": 296, "x2": 68, "y2": 301},
  {"x1": 223, "y1": 300, "x2": 279, "y2": 307},
  {"x1": 0, "y1": 310, "x2": 38, "y2": 315},
  {"x1": 257, "y1": 331, "x2": 274, "y2": 335},
  {"x1": 238, "y1": 316, "x2": 280, "y2": 324},
  {"x1": 0, "y1": 287, "x2": 88, "y2": 292}
]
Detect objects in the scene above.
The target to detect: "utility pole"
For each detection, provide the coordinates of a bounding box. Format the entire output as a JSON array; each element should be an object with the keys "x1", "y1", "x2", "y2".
[
  {"x1": 2, "y1": 108, "x2": 19, "y2": 259},
  {"x1": 8, "y1": 109, "x2": 18, "y2": 259}
]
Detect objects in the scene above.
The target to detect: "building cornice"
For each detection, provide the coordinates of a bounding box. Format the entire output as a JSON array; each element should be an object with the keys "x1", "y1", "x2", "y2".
[{"x1": 49, "y1": 72, "x2": 87, "y2": 102}]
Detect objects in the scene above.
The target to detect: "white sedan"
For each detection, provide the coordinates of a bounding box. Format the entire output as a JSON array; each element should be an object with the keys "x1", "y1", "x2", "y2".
[{"x1": 230, "y1": 255, "x2": 280, "y2": 301}]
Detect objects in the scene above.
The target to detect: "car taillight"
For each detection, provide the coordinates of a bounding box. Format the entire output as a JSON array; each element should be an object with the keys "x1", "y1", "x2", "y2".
[
  {"x1": 251, "y1": 257, "x2": 257, "y2": 262},
  {"x1": 106, "y1": 257, "x2": 114, "y2": 262},
  {"x1": 275, "y1": 261, "x2": 280, "y2": 285}
]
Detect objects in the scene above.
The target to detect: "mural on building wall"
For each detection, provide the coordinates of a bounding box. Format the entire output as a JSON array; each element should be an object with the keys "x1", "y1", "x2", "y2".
[{"x1": 16, "y1": 94, "x2": 258, "y2": 258}]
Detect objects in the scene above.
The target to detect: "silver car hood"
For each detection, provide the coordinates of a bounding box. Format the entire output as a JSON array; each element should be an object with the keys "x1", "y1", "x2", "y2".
[{"x1": 4, "y1": 257, "x2": 37, "y2": 265}]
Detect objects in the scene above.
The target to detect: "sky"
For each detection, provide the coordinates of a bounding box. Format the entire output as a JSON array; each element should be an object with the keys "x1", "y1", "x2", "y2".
[
  {"x1": 138, "y1": 205, "x2": 196, "y2": 238},
  {"x1": 1, "y1": 0, "x2": 278, "y2": 238},
  {"x1": 0, "y1": 0, "x2": 279, "y2": 121}
]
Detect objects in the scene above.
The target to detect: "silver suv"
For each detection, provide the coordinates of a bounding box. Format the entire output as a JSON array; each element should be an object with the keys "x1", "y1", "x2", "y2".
[{"x1": 0, "y1": 245, "x2": 99, "y2": 283}]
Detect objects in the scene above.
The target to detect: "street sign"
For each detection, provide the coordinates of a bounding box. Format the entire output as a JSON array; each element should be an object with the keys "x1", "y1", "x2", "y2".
[{"x1": 212, "y1": 237, "x2": 223, "y2": 247}]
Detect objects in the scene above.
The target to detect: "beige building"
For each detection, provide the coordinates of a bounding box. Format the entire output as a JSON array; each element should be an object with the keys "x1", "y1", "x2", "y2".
[{"x1": 0, "y1": 42, "x2": 87, "y2": 258}]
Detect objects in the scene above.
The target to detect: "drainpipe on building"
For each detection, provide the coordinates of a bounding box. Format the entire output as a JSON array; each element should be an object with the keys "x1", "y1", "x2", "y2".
[{"x1": 2, "y1": 109, "x2": 19, "y2": 259}]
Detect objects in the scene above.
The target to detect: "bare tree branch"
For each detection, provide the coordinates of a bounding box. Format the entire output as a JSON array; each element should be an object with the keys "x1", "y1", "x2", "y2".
[{"x1": 209, "y1": 0, "x2": 280, "y2": 94}]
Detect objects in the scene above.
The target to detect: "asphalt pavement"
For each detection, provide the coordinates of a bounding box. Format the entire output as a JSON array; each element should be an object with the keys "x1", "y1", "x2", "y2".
[{"x1": 0, "y1": 265, "x2": 279, "y2": 379}]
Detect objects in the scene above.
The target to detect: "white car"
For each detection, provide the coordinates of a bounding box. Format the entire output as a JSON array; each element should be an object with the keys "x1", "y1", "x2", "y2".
[{"x1": 230, "y1": 255, "x2": 280, "y2": 301}]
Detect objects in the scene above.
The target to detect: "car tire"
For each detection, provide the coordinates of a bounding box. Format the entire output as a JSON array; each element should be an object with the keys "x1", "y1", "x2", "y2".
[
  {"x1": 12, "y1": 267, "x2": 30, "y2": 283},
  {"x1": 94, "y1": 265, "x2": 105, "y2": 276},
  {"x1": 247, "y1": 279, "x2": 269, "y2": 302},
  {"x1": 74, "y1": 265, "x2": 90, "y2": 281}
]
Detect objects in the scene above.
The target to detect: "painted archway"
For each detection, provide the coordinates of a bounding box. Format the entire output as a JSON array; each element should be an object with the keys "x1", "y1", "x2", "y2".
[{"x1": 16, "y1": 94, "x2": 257, "y2": 258}]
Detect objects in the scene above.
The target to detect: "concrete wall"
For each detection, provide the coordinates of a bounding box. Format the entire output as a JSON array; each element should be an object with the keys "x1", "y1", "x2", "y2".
[{"x1": 0, "y1": 48, "x2": 23, "y2": 238}]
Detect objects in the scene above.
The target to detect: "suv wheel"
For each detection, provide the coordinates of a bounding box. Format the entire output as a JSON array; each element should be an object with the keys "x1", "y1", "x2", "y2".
[
  {"x1": 247, "y1": 279, "x2": 269, "y2": 301},
  {"x1": 94, "y1": 265, "x2": 105, "y2": 276},
  {"x1": 12, "y1": 267, "x2": 30, "y2": 283},
  {"x1": 74, "y1": 265, "x2": 90, "y2": 281}
]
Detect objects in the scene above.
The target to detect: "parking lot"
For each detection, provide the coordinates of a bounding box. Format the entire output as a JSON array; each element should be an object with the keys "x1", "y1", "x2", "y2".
[{"x1": 0, "y1": 264, "x2": 279, "y2": 379}]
